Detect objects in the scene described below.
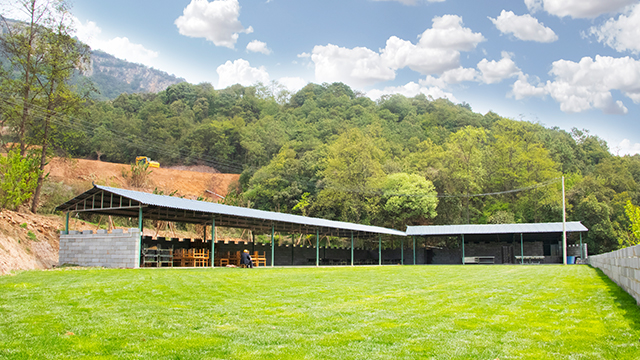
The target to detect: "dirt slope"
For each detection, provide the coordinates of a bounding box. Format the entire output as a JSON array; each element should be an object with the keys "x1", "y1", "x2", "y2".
[
  {"x1": 46, "y1": 158, "x2": 239, "y2": 199},
  {"x1": 0, "y1": 158, "x2": 240, "y2": 275}
]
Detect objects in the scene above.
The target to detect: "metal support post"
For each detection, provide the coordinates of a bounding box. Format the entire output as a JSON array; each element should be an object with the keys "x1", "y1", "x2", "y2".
[
  {"x1": 413, "y1": 236, "x2": 416, "y2": 265},
  {"x1": 401, "y1": 238, "x2": 404, "y2": 265},
  {"x1": 351, "y1": 232, "x2": 354, "y2": 266},
  {"x1": 211, "y1": 217, "x2": 215, "y2": 268},
  {"x1": 562, "y1": 175, "x2": 567, "y2": 265},
  {"x1": 580, "y1": 232, "x2": 583, "y2": 261},
  {"x1": 520, "y1": 233, "x2": 524, "y2": 265},
  {"x1": 461, "y1": 234, "x2": 465, "y2": 265},
  {"x1": 316, "y1": 229, "x2": 319, "y2": 267},
  {"x1": 65, "y1": 212, "x2": 69, "y2": 234},
  {"x1": 271, "y1": 224, "x2": 275, "y2": 267},
  {"x1": 379, "y1": 235, "x2": 382, "y2": 266},
  {"x1": 138, "y1": 207, "x2": 143, "y2": 268}
]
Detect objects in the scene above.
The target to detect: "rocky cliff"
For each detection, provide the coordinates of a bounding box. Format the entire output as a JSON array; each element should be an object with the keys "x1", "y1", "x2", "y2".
[{"x1": 84, "y1": 50, "x2": 185, "y2": 100}]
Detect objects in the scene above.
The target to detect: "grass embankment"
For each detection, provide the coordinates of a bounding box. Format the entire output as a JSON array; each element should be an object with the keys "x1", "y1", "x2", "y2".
[{"x1": 0, "y1": 266, "x2": 638, "y2": 359}]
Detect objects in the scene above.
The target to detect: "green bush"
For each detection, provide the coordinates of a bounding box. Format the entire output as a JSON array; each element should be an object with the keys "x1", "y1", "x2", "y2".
[{"x1": 0, "y1": 149, "x2": 41, "y2": 210}]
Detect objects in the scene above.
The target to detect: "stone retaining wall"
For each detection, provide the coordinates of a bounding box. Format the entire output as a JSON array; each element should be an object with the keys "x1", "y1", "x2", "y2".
[
  {"x1": 588, "y1": 245, "x2": 640, "y2": 305},
  {"x1": 59, "y1": 229, "x2": 140, "y2": 269}
]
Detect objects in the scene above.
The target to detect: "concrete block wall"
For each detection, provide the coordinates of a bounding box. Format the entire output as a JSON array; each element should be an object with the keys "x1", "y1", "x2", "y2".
[
  {"x1": 588, "y1": 245, "x2": 640, "y2": 305},
  {"x1": 59, "y1": 228, "x2": 141, "y2": 269}
]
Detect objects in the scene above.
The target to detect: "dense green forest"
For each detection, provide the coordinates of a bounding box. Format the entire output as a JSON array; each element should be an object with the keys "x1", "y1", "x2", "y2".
[
  {"x1": 47, "y1": 81, "x2": 639, "y2": 254},
  {"x1": 3, "y1": 1, "x2": 638, "y2": 256}
]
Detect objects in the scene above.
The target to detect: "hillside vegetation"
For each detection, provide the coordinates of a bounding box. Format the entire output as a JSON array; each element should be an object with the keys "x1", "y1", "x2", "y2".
[
  {"x1": 1, "y1": 2, "x2": 638, "y2": 256},
  {"x1": 50, "y1": 81, "x2": 639, "y2": 255}
]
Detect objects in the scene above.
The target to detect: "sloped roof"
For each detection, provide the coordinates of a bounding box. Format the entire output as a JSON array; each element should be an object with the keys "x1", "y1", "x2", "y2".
[
  {"x1": 406, "y1": 222, "x2": 588, "y2": 236},
  {"x1": 56, "y1": 185, "x2": 406, "y2": 238}
]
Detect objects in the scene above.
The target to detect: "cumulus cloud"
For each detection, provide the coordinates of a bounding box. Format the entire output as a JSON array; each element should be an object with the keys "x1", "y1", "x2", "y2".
[
  {"x1": 309, "y1": 15, "x2": 483, "y2": 88},
  {"x1": 617, "y1": 139, "x2": 640, "y2": 155},
  {"x1": 590, "y1": 4, "x2": 640, "y2": 54},
  {"x1": 477, "y1": 52, "x2": 522, "y2": 84},
  {"x1": 73, "y1": 18, "x2": 159, "y2": 67},
  {"x1": 278, "y1": 77, "x2": 308, "y2": 93},
  {"x1": 367, "y1": 82, "x2": 458, "y2": 103},
  {"x1": 513, "y1": 55, "x2": 640, "y2": 114},
  {"x1": 370, "y1": 0, "x2": 446, "y2": 5},
  {"x1": 175, "y1": 0, "x2": 253, "y2": 49},
  {"x1": 422, "y1": 67, "x2": 479, "y2": 87},
  {"x1": 246, "y1": 40, "x2": 272, "y2": 55},
  {"x1": 311, "y1": 44, "x2": 396, "y2": 88},
  {"x1": 524, "y1": 0, "x2": 636, "y2": 19},
  {"x1": 216, "y1": 59, "x2": 269, "y2": 89},
  {"x1": 489, "y1": 10, "x2": 558, "y2": 42},
  {"x1": 512, "y1": 74, "x2": 547, "y2": 100}
]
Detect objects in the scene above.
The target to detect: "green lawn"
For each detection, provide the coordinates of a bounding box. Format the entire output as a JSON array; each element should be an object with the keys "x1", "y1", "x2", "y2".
[{"x1": 0, "y1": 265, "x2": 638, "y2": 359}]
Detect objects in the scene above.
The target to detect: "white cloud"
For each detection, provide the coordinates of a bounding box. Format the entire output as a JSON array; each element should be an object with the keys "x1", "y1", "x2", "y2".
[
  {"x1": 309, "y1": 15, "x2": 484, "y2": 88},
  {"x1": 617, "y1": 139, "x2": 640, "y2": 155},
  {"x1": 381, "y1": 36, "x2": 461, "y2": 74},
  {"x1": 418, "y1": 15, "x2": 486, "y2": 51},
  {"x1": 370, "y1": 0, "x2": 446, "y2": 4},
  {"x1": 512, "y1": 74, "x2": 547, "y2": 100},
  {"x1": 175, "y1": 0, "x2": 253, "y2": 49},
  {"x1": 381, "y1": 15, "x2": 484, "y2": 74},
  {"x1": 367, "y1": 82, "x2": 458, "y2": 103},
  {"x1": 216, "y1": 59, "x2": 269, "y2": 89},
  {"x1": 311, "y1": 44, "x2": 396, "y2": 88},
  {"x1": 422, "y1": 67, "x2": 479, "y2": 87},
  {"x1": 525, "y1": 0, "x2": 636, "y2": 19},
  {"x1": 489, "y1": 10, "x2": 558, "y2": 42},
  {"x1": 246, "y1": 40, "x2": 272, "y2": 55},
  {"x1": 278, "y1": 77, "x2": 308, "y2": 93},
  {"x1": 73, "y1": 18, "x2": 159, "y2": 67},
  {"x1": 477, "y1": 52, "x2": 522, "y2": 84},
  {"x1": 590, "y1": 4, "x2": 640, "y2": 54},
  {"x1": 513, "y1": 55, "x2": 640, "y2": 114}
]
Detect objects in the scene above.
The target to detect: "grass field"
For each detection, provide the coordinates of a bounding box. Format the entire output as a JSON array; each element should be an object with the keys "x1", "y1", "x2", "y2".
[{"x1": 0, "y1": 265, "x2": 639, "y2": 359}]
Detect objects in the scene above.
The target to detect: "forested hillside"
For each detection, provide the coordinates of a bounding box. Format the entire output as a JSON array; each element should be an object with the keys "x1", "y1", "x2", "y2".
[{"x1": 53, "y1": 81, "x2": 640, "y2": 255}]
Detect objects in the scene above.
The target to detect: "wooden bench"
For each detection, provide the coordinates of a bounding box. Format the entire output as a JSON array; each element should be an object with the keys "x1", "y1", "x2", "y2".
[{"x1": 464, "y1": 256, "x2": 495, "y2": 264}]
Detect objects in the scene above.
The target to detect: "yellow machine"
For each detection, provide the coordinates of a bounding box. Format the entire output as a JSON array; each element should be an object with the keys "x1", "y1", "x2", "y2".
[{"x1": 135, "y1": 156, "x2": 160, "y2": 168}]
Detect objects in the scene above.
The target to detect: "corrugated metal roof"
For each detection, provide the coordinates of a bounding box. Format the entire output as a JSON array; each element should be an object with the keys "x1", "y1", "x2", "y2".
[
  {"x1": 406, "y1": 222, "x2": 587, "y2": 236},
  {"x1": 81, "y1": 185, "x2": 406, "y2": 237}
]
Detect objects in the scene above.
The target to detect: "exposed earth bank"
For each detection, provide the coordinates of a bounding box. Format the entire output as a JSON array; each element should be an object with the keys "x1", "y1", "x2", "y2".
[{"x1": 0, "y1": 158, "x2": 239, "y2": 275}]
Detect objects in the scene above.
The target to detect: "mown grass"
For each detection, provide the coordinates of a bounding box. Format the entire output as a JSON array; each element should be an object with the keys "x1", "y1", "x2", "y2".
[{"x1": 0, "y1": 265, "x2": 638, "y2": 359}]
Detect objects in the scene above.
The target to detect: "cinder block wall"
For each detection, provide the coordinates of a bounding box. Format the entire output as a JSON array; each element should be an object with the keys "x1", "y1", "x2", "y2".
[
  {"x1": 59, "y1": 229, "x2": 140, "y2": 269},
  {"x1": 588, "y1": 245, "x2": 640, "y2": 305}
]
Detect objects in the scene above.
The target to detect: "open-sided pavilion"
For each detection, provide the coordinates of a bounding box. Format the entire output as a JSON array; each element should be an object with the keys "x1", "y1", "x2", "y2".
[
  {"x1": 407, "y1": 222, "x2": 589, "y2": 265},
  {"x1": 56, "y1": 185, "x2": 406, "y2": 267}
]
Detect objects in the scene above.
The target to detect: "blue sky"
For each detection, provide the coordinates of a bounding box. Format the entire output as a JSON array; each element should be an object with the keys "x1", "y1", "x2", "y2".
[{"x1": 52, "y1": 0, "x2": 640, "y2": 154}]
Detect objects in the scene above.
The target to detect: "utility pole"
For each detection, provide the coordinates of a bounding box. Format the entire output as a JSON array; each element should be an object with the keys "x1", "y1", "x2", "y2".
[{"x1": 562, "y1": 176, "x2": 567, "y2": 265}]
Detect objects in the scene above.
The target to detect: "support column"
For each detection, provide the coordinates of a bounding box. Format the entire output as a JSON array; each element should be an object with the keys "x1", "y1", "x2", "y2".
[
  {"x1": 413, "y1": 236, "x2": 416, "y2": 265},
  {"x1": 211, "y1": 217, "x2": 215, "y2": 268},
  {"x1": 271, "y1": 224, "x2": 275, "y2": 267},
  {"x1": 401, "y1": 238, "x2": 404, "y2": 265},
  {"x1": 290, "y1": 233, "x2": 294, "y2": 266},
  {"x1": 65, "y1": 212, "x2": 70, "y2": 234},
  {"x1": 562, "y1": 175, "x2": 567, "y2": 265},
  {"x1": 579, "y1": 232, "x2": 583, "y2": 261},
  {"x1": 461, "y1": 234, "x2": 465, "y2": 265},
  {"x1": 520, "y1": 233, "x2": 524, "y2": 265},
  {"x1": 379, "y1": 234, "x2": 382, "y2": 266},
  {"x1": 138, "y1": 207, "x2": 143, "y2": 268},
  {"x1": 351, "y1": 232, "x2": 354, "y2": 266},
  {"x1": 316, "y1": 229, "x2": 319, "y2": 267}
]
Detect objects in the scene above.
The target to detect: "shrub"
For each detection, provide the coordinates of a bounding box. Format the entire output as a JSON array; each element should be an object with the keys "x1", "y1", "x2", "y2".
[
  {"x1": 123, "y1": 161, "x2": 152, "y2": 188},
  {"x1": 0, "y1": 150, "x2": 41, "y2": 210}
]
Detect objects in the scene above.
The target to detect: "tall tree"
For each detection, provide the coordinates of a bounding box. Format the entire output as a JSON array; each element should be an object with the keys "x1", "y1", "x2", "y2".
[
  {"x1": 0, "y1": 0, "x2": 55, "y2": 155},
  {"x1": 443, "y1": 126, "x2": 487, "y2": 223},
  {"x1": 29, "y1": 5, "x2": 92, "y2": 212}
]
